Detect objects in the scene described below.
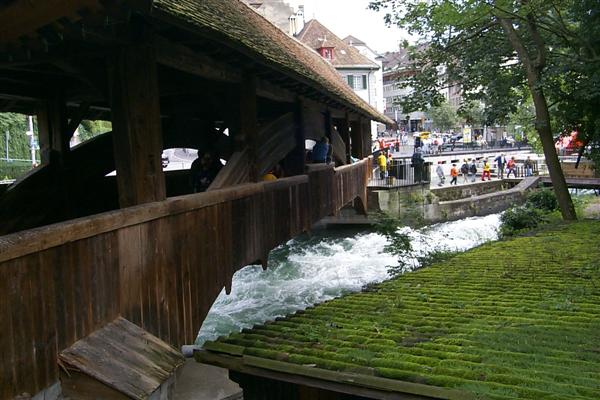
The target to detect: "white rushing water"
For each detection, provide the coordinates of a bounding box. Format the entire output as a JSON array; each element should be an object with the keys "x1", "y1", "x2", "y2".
[{"x1": 196, "y1": 213, "x2": 501, "y2": 345}]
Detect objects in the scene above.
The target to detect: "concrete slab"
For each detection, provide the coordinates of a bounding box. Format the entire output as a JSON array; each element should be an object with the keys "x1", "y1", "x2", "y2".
[{"x1": 174, "y1": 360, "x2": 242, "y2": 400}]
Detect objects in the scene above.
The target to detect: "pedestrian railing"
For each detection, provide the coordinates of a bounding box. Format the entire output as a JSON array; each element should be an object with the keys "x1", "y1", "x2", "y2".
[{"x1": 369, "y1": 157, "x2": 431, "y2": 187}]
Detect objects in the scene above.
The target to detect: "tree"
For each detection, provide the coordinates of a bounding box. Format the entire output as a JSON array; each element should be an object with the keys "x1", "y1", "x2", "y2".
[
  {"x1": 426, "y1": 101, "x2": 458, "y2": 131},
  {"x1": 77, "y1": 120, "x2": 112, "y2": 143},
  {"x1": 367, "y1": 0, "x2": 592, "y2": 220},
  {"x1": 459, "y1": 101, "x2": 486, "y2": 128},
  {"x1": 0, "y1": 113, "x2": 37, "y2": 161}
]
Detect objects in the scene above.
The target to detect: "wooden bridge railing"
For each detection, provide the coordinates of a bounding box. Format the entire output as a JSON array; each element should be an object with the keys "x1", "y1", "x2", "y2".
[{"x1": 0, "y1": 158, "x2": 370, "y2": 399}]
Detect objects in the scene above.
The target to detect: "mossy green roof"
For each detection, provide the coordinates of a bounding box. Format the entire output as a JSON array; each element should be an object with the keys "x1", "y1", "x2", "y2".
[
  {"x1": 150, "y1": 0, "x2": 392, "y2": 124},
  {"x1": 200, "y1": 221, "x2": 600, "y2": 400}
]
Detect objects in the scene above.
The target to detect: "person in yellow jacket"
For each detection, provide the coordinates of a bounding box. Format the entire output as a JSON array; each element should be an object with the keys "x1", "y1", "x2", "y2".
[
  {"x1": 377, "y1": 152, "x2": 387, "y2": 179},
  {"x1": 481, "y1": 159, "x2": 491, "y2": 181}
]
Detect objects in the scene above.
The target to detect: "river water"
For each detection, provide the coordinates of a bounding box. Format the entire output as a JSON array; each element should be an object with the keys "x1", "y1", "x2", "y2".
[{"x1": 197, "y1": 214, "x2": 502, "y2": 345}]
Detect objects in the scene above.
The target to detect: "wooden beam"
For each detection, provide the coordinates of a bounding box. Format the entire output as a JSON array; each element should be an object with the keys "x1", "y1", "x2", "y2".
[
  {"x1": 330, "y1": 128, "x2": 346, "y2": 166},
  {"x1": 37, "y1": 90, "x2": 69, "y2": 164},
  {"x1": 337, "y1": 114, "x2": 351, "y2": 164},
  {"x1": 155, "y1": 35, "x2": 242, "y2": 83},
  {"x1": 240, "y1": 75, "x2": 259, "y2": 182},
  {"x1": 350, "y1": 119, "x2": 364, "y2": 159},
  {"x1": 0, "y1": 0, "x2": 102, "y2": 43},
  {"x1": 283, "y1": 98, "x2": 306, "y2": 176},
  {"x1": 109, "y1": 41, "x2": 166, "y2": 207},
  {"x1": 256, "y1": 79, "x2": 295, "y2": 103},
  {"x1": 66, "y1": 102, "x2": 90, "y2": 142},
  {"x1": 256, "y1": 112, "x2": 296, "y2": 175}
]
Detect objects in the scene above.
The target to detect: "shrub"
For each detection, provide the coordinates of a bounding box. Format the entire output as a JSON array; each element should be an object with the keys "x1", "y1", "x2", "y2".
[
  {"x1": 499, "y1": 206, "x2": 547, "y2": 237},
  {"x1": 0, "y1": 161, "x2": 32, "y2": 181},
  {"x1": 526, "y1": 189, "x2": 557, "y2": 212}
]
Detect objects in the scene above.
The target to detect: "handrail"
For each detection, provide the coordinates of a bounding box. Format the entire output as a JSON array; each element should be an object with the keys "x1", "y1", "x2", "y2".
[{"x1": 0, "y1": 175, "x2": 308, "y2": 263}]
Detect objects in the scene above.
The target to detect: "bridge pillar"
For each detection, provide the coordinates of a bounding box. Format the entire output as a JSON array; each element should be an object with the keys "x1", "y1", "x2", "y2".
[{"x1": 109, "y1": 40, "x2": 166, "y2": 208}]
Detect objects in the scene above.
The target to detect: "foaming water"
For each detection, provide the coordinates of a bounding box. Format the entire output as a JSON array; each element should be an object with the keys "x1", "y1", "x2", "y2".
[{"x1": 196, "y1": 214, "x2": 501, "y2": 345}]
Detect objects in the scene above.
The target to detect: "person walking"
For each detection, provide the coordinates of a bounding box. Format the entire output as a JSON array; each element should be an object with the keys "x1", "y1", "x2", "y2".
[
  {"x1": 411, "y1": 148, "x2": 424, "y2": 182},
  {"x1": 482, "y1": 159, "x2": 491, "y2": 181},
  {"x1": 469, "y1": 159, "x2": 477, "y2": 182},
  {"x1": 524, "y1": 156, "x2": 534, "y2": 176},
  {"x1": 506, "y1": 156, "x2": 517, "y2": 178},
  {"x1": 450, "y1": 164, "x2": 458, "y2": 185},
  {"x1": 436, "y1": 161, "x2": 445, "y2": 186},
  {"x1": 377, "y1": 151, "x2": 387, "y2": 180},
  {"x1": 494, "y1": 153, "x2": 507, "y2": 179},
  {"x1": 460, "y1": 159, "x2": 469, "y2": 183}
]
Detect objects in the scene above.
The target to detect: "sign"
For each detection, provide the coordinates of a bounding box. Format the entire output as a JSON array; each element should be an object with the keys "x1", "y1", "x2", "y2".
[{"x1": 463, "y1": 127, "x2": 472, "y2": 143}]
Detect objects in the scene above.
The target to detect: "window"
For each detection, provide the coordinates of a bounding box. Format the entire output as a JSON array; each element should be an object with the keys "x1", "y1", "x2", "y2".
[{"x1": 346, "y1": 74, "x2": 367, "y2": 90}]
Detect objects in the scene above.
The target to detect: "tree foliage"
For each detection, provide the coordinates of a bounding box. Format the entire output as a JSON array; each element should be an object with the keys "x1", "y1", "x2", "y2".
[
  {"x1": 0, "y1": 113, "x2": 36, "y2": 161},
  {"x1": 426, "y1": 101, "x2": 458, "y2": 131}
]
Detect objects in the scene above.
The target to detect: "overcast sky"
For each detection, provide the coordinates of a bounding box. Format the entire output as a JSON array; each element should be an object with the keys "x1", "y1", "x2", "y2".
[{"x1": 288, "y1": 0, "x2": 411, "y2": 53}]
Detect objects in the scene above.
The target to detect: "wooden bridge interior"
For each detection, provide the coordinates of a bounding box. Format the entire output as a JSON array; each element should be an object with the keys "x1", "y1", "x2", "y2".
[{"x1": 0, "y1": 0, "x2": 389, "y2": 398}]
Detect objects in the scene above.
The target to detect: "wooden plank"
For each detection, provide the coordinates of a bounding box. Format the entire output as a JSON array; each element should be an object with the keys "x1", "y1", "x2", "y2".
[
  {"x1": 256, "y1": 112, "x2": 296, "y2": 176},
  {"x1": 256, "y1": 78, "x2": 295, "y2": 103},
  {"x1": 241, "y1": 75, "x2": 259, "y2": 182},
  {"x1": 330, "y1": 128, "x2": 346, "y2": 166},
  {"x1": 155, "y1": 35, "x2": 242, "y2": 83},
  {"x1": 59, "y1": 318, "x2": 184, "y2": 400},
  {"x1": 37, "y1": 90, "x2": 69, "y2": 165},
  {"x1": 0, "y1": 0, "x2": 100, "y2": 42},
  {"x1": 109, "y1": 41, "x2": 166, "y2": 207},
  {"x1": 208, "y1": 149, "x2": 250, "y2": 190},
  {"x1": 0, "y1": 181, "x2": 275, "y2": 262}
]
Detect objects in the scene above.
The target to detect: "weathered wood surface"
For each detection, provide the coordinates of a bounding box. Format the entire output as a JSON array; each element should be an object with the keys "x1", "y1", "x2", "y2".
[
  {"x1": 0, "y1": 159, "x2": 370, "y2": 399},
  {"x1": 59, "y1": 317, "x2": 184, "y2": 399}
]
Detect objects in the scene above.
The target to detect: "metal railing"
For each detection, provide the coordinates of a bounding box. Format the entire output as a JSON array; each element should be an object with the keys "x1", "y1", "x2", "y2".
[{"x1": 369, "y1": 157, "x2": 431, "y2": 187}]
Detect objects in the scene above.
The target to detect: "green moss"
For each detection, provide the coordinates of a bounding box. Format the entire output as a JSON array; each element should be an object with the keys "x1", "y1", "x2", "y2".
[{"x1": 204, "y1": 221, "x2": 600, "y2": 399}]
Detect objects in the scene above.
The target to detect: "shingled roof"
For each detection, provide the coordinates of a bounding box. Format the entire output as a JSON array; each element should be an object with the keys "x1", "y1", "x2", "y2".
[
  {"x1": 150, "y1": 1, "x2": 391, "y2": 124},
  {"x1": 199, "y1": 221, "x2": 600, "y2": 400},
  {"x1": 295, "y1": 19, "x2": 380, "y2": 70}
]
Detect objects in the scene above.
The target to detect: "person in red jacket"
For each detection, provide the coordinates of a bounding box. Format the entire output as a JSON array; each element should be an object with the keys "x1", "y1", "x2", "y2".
[{"x1": 450, "y1": 164, "x2": 458, "y2": 185}]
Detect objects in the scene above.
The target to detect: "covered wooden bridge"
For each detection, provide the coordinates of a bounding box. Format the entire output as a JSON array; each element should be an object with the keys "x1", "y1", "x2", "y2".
[{"x1": 0, "y1": 0, "x2": 391, "y2": 399}]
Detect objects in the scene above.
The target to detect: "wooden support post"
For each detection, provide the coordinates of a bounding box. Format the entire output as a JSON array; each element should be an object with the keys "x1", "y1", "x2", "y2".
[
  {"x1": 240, "y1": 75, "x2": 259, "y2": 182},
  {"x1": 324, "y1": 110, "x2": 333, "y2": 162},
  {"x1": 338, "y1": 113, "x2": 351, "y2": 164},
  {"x1": 284, "y1": 98, "x2": 306, "y2": 176},
  {"x1": 109, "y1": 42, "x2": 166, "y2": 208},
  {"x1": 362, "y1": 119, "x2": 372, "y2": 157},
  {"x1": 350, "y1": 118, "x2": 364, "y2": 159},
  {"x1": 37, "y1": 90, "x2": 69, "y2": 164}
]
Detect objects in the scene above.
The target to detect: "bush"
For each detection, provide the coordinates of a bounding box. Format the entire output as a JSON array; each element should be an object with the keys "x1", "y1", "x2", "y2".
[
  {"x1": 526, "y1": 189, "x2": 557, "y2": 212},
  {"x1": 499, "y1": 206, "x2": 547, "y2": 237},
  {"x1": 0, "y1": 161, "x2": 32, "y2": 181}
]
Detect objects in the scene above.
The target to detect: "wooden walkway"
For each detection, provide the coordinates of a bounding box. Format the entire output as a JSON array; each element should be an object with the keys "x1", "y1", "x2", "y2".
[{"x1": 0, "y1": 159, "x2": 370, "y2": 400}]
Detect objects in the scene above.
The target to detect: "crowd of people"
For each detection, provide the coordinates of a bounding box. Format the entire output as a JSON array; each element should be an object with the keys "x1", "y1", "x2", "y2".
[{"x1": 435, "y1": 154, "x2": 535, "y2": 187}]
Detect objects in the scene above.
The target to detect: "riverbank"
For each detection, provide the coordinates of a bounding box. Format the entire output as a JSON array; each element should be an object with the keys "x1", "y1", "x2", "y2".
[{"x1": 198, "y1": 220, "x2": 600, "y2": 399}]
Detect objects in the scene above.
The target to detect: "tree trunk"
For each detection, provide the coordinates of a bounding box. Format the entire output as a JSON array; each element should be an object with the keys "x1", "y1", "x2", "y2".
[
  {"x1": 498, "y1": 17, "x2": 576, "y2": 220},
  {"x1": 529, "y1": 87, "x2": 577, "y2": 220}
]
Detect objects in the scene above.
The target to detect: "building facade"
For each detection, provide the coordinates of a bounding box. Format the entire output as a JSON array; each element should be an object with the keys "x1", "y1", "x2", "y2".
[
  {"x1": 296, "y1": 20, "x2": 382, "y2": 138},
  {"x1": 381, "y1": 48, "x2": 427, "y2": 132},
  {"x1": 240, "y1": 0, "x2": 305, "y2": 36}
]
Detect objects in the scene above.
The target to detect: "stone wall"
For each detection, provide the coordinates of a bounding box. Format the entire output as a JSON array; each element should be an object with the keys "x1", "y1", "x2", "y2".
[{"x1": 368, "y1": 177, "x2": 540, "y2": 225}]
